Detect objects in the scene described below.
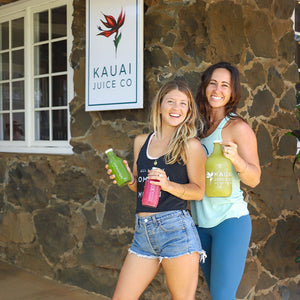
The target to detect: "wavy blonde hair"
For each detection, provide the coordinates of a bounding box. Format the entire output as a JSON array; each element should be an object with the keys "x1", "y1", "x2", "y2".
[{"x1": 150, "y1": 80, "x2": 204, "y2": 164}]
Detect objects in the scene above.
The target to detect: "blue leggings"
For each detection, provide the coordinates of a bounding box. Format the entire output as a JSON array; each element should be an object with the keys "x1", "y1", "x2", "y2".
[{"x1": 196, "y1": 215, "x2": 251, "y2": 300}]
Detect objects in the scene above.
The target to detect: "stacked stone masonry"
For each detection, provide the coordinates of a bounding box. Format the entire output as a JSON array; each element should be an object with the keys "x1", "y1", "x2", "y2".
[{"x1": 0, "y1": 0, "x2": 299, "y2": 299}]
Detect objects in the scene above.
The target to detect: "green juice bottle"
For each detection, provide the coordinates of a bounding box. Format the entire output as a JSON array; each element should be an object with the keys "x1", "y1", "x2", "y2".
[
  {"x1": 205, "y1": 140, "x2": 232, "y2": 197},
  {"x1": 105, "y1": 148, "x2": 132, "y2": 187}
]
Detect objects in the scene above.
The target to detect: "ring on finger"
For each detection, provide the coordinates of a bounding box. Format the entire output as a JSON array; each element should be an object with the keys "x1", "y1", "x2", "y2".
[{"x1": 159, "y1": 173, "x2": 163, "y2": 177}]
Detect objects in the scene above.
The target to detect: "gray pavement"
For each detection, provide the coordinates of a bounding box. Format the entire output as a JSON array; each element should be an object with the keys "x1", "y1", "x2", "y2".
[{"x1": 0, "y1": 261, "x2": 111, "y2": 300}]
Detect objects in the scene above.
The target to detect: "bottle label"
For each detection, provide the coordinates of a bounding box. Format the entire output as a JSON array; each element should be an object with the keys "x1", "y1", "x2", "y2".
[{"x1": 206, "y1": 170, "x2": 232, "y2": 185}]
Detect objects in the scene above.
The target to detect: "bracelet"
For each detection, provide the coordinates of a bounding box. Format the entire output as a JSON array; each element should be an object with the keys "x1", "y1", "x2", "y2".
[
  {"x1": 128, "y1": 178, "x2": 136, "y2": 186},
  {"x1": 181, "y1": 185, "x2": 186, "y2": 197},
  {"x1": 238, "y1": 162, "x2": 248, "y2": 175}
]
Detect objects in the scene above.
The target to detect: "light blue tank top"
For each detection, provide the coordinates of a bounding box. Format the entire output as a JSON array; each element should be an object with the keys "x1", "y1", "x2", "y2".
[{"x1": 190, "y1": 116, "x2": 249, "y2": 228}]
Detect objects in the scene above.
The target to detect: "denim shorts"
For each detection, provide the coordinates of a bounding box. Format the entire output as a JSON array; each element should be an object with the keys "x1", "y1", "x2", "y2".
[{"x1": 129, "y1": 210, "x2": 206, "y2": 262}]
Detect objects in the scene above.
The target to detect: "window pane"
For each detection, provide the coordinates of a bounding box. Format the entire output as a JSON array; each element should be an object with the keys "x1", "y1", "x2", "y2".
[
  {"x1": 296, "y1": 41, "x2": 300, "y2": 67},
  {"x1": 35, "y1": 77, "x2": 49, "y2": 108},
  {"x1": 0, "y1": 83, "x2": 9, "y2": 110},
  {"x1": 0, "y1": 22, "x2": 9, "y2": 51},
  {"x1": 34, "y1": 10, "x2": 49, "y2": 43},
  {"x1": 12, "y1": 18, "x2": 24, "y2": 48},
  {"x1": 35, "y1": 110, "x2": 49, "y2": 140},
  {"x1": 13, "y1": 112, "x2": 24, "y2": 141},
  {"x1": 53, "y1": 109, "x2": 67, "y2": 140},
  {"x1": 34, "y1": 44, "x2": 49, "y2": 75},
  {"x1": 52, "y1": 6, "x2": 66, "y2": 39},
  {"x1": 12, "y1": 81, "x2": 24, "y2": 110},
  {"x1": 0, "y1": 52, "x2": 9, "y2": 80},
  {"x1": 296, "y1": 2, "x2": 300, "y2": 32},
  {"x1": 52, "y1": 75, "x2": 67, "y2": 106},
  {"x1": 52, "y1": 40, "x2": 66, "y2": 72},
  {"x1": 0, "y1": 113, "x2": 9, "y2": 140},
  {"x1": 12, "y1": 49, "x2": 24, "y2": 78}
]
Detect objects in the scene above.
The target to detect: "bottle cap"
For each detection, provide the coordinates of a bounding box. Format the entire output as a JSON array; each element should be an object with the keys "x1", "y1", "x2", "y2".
[
  {"x1": 213, "y1": 140, "x2": 222, "y2": 143},
  {"x1": 105, "y1": 148, "x2": 113, "y2": 154}
]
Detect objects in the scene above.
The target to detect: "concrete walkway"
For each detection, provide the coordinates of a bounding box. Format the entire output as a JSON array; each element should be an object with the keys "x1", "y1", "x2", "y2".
[{"x1": 0, "y1": 261, "x2": 111, "y2": 300}]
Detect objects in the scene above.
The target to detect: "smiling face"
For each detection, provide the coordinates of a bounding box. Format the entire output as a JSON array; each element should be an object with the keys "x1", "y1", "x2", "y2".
[
  {"x1": 206, "y1": 68, "x2": 232, "y2": 109},
  {"x1": 160, "y1": 89, "x2": 189, "y2": 128}
]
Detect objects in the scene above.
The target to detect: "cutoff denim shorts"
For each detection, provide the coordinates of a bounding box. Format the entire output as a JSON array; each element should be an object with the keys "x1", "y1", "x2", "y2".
[{"x1": 129, "y1": 210, "x2": 206, "y2": 263}]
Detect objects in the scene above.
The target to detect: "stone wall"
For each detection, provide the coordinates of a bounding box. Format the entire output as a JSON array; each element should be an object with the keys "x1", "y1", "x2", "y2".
[{"x1": 0, "y1": 0, "x2": 299, "y2": 299}]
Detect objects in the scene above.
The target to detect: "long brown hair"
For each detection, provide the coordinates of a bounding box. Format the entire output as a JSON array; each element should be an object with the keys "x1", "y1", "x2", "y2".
[
  {"x1": 150, "y1": 80, "x2": 203, "y2": 164},
  {"x1": 196, "y1": 62, "x2": 243, "y2": 137}
]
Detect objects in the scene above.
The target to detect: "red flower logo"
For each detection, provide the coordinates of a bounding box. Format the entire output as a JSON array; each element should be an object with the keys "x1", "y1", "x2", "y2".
[{"x1": 97, "y1": 9, "x2": 125, "y2": 55}]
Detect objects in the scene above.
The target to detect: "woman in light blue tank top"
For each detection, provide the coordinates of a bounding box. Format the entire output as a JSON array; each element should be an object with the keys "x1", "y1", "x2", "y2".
[{"x1": 191, "y1": 62, "x2": 261, "y2": 300}]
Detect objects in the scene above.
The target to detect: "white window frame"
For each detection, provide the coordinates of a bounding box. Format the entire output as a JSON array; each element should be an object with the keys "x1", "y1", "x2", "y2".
[
  {"x1": 292, "y1": 4, "x2": 300, "y2": 73},
  {"x1": 292, "y1": 2, "x2": 300, "y2": 154},
  {"x1": 0, "y1": 0, "x2": 74, "y2": 154}
]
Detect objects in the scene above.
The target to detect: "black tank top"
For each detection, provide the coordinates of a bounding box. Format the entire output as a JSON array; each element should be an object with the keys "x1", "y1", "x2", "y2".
[{"x1": 136, "y1": 133, "x2": 188, "y2": 213}]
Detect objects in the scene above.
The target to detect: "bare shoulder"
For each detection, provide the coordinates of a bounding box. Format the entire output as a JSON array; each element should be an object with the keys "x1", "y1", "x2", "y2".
[
  {"x1": 224, "y1": 118, "x2": 256, "y2": 141},
  {"x1": 134, "y1": 133, "x2": 149, "y2": 149},
  {"x1": 187, "y1": 137, "x2": 202, "y2": 148},
  {"x1": 227, "y1": 118, "x2": 254, "y2": 134},
  {"x1": 135, "y1": 133, "x2": 149, "y2": 143},
  {"x1": 187, "y1": 137, "x2": 206, "y2": 157}
]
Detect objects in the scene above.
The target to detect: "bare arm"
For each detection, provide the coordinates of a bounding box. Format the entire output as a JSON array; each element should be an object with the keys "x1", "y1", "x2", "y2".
[
  {"x1": 148, "y1": 138, "x2": 206, "y2": 200},
  {"x1": 222, "y1": 119, "x2": 261, "y2": 188},
  {"x1": 126, "y1": 134, "x2": 148, "y2": 192}
]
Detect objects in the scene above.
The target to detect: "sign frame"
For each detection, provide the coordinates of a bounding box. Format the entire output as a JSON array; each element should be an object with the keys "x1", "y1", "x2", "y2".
[{"x1": 85, "y1": 0, "x2": 143, "y2": 111}]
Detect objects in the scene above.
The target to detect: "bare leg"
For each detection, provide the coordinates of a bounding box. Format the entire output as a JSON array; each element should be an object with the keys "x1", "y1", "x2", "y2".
[
  {"x1": 162, "y1": 252, "x2": 200, "y2": 300},
  {"x1": 112, "y1": 252, "x2": 161, "y2": 300}
]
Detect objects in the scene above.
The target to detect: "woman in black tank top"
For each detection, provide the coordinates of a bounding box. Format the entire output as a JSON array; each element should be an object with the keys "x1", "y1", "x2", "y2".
[{"x1": 106, "y1": 80, "x2": 207, "y2": 300}]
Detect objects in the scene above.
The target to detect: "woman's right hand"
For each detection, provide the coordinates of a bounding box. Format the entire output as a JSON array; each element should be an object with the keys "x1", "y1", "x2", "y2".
[
  {"x1": 105, "y1": 160, "x2": 134, "y2": 185},
  {"x1": 105, "y1": 164, "x2": 117, "y2": 184},
  {"x1": 123, "y1": 160, "x2": 135, "y2": 184}
]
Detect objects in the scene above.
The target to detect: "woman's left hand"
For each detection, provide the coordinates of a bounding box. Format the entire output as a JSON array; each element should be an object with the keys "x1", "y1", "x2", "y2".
[
  {"x1": 147, "y1": 168, "x2": 169, "y2": 191},
  {"x1": 221, "y1": 141, "x2": 239, "y2": 163}
]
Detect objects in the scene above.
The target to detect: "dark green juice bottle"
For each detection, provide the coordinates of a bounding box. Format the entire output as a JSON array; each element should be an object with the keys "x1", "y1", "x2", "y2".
[
  {"x1": 205, "y1": 140, "x2": 232, "y2": 197},
  {"x1": 105, "y1": 148, "x2": 132, "y2": 187}
]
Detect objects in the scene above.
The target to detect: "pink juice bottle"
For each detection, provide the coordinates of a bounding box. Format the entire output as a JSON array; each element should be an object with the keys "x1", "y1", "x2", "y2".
[{"x1": 142, "y1": 168, "x2": 161, "y2": 208}]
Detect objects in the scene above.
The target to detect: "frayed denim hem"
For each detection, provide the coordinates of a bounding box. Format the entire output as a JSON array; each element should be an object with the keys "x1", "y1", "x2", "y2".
[
  {"x1": 159, "y1": 250, "x2": 207, "y2": 264},
  {"x1": 128, "y1": 249, "x2": 207, "y2": 264},
  {"x1": 128, "y1": 249, "x2": 159, "y2": 261},
  {"x1": 199, "y1": 250, "x2": 207, "y2": 263}
]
